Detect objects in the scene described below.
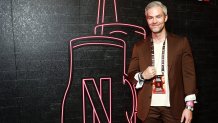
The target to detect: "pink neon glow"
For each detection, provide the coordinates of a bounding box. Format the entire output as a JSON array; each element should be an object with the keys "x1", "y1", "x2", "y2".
[
  {"x1": 135, "y1": 31, "x2": 147, "y2": 39},
  {"x1": 96, "y1": 0, "x2": 118, "y2": 24},
  {"x1": 72, "y1": 42, "x2": 123, "y2": 49},
  {"x1": 109, "y1": 30, "x2": 128, "y2": 35},
  {"x1": 100, "y1": 78, "x2": 112, "y2": 122},
  {"x1": 61, "y1": 35, "x2": 136, "y2": 123},
  {"x1": 93, "y1": 110, "x2": 101, "y2": 123},
  {"x1": 94, "y1": 23, "x2": 146, "y2": 39},
  {"x1": 83, "y1": 78, "x2": 111, "y2": 123},
  {"x1": 113, "y1": 0, "x2": 118, "y2": 22},
  {"x1": 82, "y1": 80, "x2": 102, "y2": 123},
  {"x1": 61, "y1": 0, "x2": 147, "y2": 122},
  {"x1": 96, "y1": 0, "x2": 101, "y2": 24},
  {"x1": 61, "y1": 39, "x2": 138, "y2": 122},
  {"x1": 61, "y1": 35, "x2": 138, "y2": 122},
  {"x1": 123, "y1": 76, "x2": 138, "y2": 123},
  {"x1": 69, "y1": 36, "x2": 127, "y2": 74},
  {"x1": 102, "y1": 0, "x2": 105, "y2": 24}
]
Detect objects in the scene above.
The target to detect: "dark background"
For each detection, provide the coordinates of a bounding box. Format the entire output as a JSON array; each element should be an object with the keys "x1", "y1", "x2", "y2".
[{"x1": 0, "y1": 0, "x2": 218, "y2": 123}]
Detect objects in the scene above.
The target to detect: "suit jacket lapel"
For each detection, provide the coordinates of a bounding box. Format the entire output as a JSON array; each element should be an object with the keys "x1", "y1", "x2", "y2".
[
  {"x1": 144, "y1": 36, "x2": 152, "y2": 67},
  {"x1": 167, "y1": 33, "x2": 174, "y2": 74}
]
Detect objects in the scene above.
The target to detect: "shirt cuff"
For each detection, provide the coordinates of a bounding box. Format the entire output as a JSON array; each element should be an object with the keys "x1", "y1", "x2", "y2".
[
  {"x1": 134, "y1": 72, "x2": 144, "y2": 89},
  {"x1": 185, "y1": 94, "x2": 197, "y2": 103}
]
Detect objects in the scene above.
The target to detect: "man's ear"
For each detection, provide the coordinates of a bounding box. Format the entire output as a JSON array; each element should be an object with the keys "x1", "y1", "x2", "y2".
[{"x1": 165, "y1": 15, "x2": 168, "y2": 22}]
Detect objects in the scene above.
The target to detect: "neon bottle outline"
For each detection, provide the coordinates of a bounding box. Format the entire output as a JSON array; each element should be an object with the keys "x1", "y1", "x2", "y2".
[{"x1": 61, "y1": 0, "x2": 146, "y2": 122}]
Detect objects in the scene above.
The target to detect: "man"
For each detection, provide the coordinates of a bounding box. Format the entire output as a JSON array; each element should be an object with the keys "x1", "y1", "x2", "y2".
[{"x1": 127, "y1": 1, "x2": 197, "y2": 123}]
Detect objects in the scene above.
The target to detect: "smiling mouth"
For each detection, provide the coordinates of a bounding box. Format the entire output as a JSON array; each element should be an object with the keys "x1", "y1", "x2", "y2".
[
  {"x1": 151, "y1": 26, "x2": 159, "y2": 28},
  {"x1": 151, "y1": 25, "x2": 159, "y2": 26}
]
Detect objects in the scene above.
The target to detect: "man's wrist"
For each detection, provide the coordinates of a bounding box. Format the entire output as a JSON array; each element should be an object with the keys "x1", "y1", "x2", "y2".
[
  {"x1": 139, "y1": 72, "x2": 145, "y2": 80},
  {"x1": 186, "y1": 101, "x2": 194, "y2": 107},
  {"x1": 185, "y1": 101, "x2": 194, "y2": 112},
  {"x1": 185, "y1": 105, "x2": 194, "y2": 112}
]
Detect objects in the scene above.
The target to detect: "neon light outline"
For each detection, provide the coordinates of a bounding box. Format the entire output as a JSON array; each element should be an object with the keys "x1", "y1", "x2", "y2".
[
  {"x1": 83, "y1": 78, "x2": 112, "y2": 123},
  {"x1": 61, "y1": 35, "x2": 137, "y2": 123},
  {"x1": 109, "y1": 30, "x2": 128, "y2": 35},
  {"x1": 94, "y1": 23, "x2": 146, "y2": 39},
  {"x1": 97, "y1": 0, "x2": 118, "y2": 24},
  {"x1": 61, "y1": 0, "x2": 147, "y2": 122}
]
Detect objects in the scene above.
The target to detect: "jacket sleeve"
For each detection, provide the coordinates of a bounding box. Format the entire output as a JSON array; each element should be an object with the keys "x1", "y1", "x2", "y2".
[
  {"x1": 182, "y1": 37, "x2": 198, "y2": 95},
  {"x1": 127, "y1": 44, "x2": 140, "y2": 85}
]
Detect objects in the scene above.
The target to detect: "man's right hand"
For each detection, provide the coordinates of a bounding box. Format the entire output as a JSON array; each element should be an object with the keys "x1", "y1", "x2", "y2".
[{"x1": 142, "y1": 66, "x2": 156, "y2": 80}]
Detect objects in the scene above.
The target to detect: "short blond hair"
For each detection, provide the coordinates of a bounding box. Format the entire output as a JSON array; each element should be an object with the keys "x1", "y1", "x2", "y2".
[{"x1": 145, "y1": 1, "x2": 167, "y2": 16}]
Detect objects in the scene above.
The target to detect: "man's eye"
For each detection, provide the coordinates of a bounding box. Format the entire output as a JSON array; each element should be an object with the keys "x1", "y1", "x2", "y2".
[{"x1": 157, "y1": 15, "x2": 162, "y2": 18}]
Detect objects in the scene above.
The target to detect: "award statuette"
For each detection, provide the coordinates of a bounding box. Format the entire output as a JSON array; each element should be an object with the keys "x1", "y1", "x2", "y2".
[{"x1": 152, "y1": 75, "x2": 165, "y2": 94}]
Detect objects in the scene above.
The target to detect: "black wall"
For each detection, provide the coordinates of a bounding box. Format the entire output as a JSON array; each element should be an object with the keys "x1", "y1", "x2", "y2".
[{"x1": 0, "y1": 0, "x2": 218, "y2": 123}]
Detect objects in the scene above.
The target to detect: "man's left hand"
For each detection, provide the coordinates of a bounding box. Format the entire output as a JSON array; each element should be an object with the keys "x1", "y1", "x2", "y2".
[{"x1": 180, "y1": 109, "x2": 192, "y2": 123}]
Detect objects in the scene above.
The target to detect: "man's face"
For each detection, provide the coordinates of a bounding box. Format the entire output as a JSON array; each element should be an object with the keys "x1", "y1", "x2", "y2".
[{"x1": 146, "y1": 6, "x2": 168, "y2": 34}]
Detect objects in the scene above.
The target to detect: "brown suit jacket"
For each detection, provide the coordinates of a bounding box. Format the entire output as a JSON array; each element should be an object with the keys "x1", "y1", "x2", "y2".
[{"x1": 127, "y1": 33, "x2": 197, "y2": 121}]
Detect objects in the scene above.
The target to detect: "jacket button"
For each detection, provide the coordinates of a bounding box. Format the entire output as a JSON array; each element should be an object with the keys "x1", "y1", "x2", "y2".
[{"x1": 149, "y1": 96, "x2": 151, "y2": 99}]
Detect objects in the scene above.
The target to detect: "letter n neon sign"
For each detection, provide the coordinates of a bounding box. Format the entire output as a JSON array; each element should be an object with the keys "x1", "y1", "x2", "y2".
[{"x1": 83, "y1": 78, "x2": 111, "y2": 123}]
